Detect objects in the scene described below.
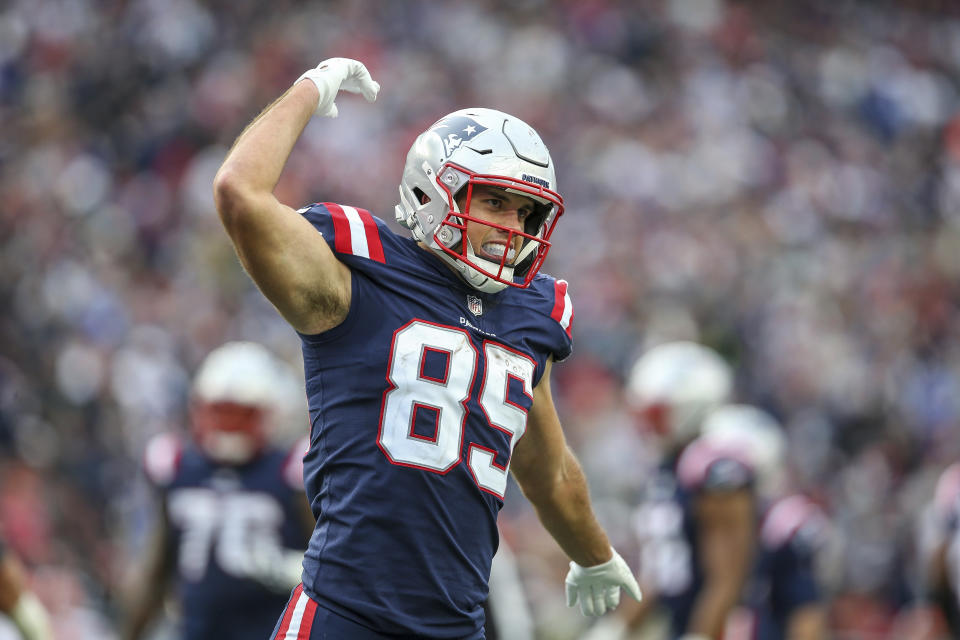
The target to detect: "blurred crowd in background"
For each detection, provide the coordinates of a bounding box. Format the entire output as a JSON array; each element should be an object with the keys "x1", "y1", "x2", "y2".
[{"x1": 2, "y1": 0, "x2": 960, "y2": 637}]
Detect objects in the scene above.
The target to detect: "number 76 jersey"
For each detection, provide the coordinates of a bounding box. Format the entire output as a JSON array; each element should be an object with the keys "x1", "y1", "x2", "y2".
[{"x1": 296, "y1": 203, "x2": 573, "y2": 638}]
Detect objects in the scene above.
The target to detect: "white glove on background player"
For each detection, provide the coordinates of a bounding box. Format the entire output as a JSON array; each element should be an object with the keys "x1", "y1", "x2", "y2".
[
  {"x1": 296, "y1": 57, "x2": 380, "y2": 118},
  {"x1": 565, "y1": 548, "x2": 642, "y2": 617}
]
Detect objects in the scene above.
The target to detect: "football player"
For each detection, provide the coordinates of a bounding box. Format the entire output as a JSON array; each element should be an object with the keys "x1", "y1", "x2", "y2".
[
  {"x1": 611, "y1": 341, "x2": 747, "y2": 640},
  {"x1": 594, "y1": 385, "x2": 829, "y2": 640},
  {"x1": 122, "y1": 342, "x2": 314, "y2": 640},
  {"x1": 212, "y1": 57, "x2": 641, "y2": 638}
]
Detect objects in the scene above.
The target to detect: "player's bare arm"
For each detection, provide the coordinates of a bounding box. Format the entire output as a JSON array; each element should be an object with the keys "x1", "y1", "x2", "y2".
[
  {"x1": 213, "y1": 59, "x2": 378, "y2": 334},
  {"x1": 511, "y1": 358, "x2": 611, "y2": 567},
  {"x1": 511, "y1": 357, "x2": 641, "y2": 616},
  {"x1": 686, "y1": 489, "x2": 755, "y2": 638}
]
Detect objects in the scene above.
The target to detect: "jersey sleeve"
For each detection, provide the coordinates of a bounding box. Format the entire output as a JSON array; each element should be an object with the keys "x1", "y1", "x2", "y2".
[
  {"x1": 547, "y1": 278, "x2": 574, "y2": 362},
  {"x1": 143, "y1": 432, "x2": 184, "y2": 489},
  {"x1": 299, "y1": 202, "x2": 387, "y2": 264},
  {"x1": 676, "y1": 436, "x2": 754, "y2": 493}
]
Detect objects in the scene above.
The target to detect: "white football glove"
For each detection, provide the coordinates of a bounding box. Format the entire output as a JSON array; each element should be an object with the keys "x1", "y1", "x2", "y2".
[
  {"x1": 8, "y1": 593, "x2": 53, "y2": 640},
  {"x1": 245, "y1": 545, "x2": 305, "y2": 593},
  {"x1": 296, "y1": 57, "x2": 380, "y2": 118},
  {"x1": 565, "y1": 548, "x2": 642, "y2": 617}
]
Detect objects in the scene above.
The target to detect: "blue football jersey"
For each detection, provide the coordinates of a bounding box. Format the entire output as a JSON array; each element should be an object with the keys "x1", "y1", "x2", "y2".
[
  {"x1": 632, "y1": 460, "x2": 702, "y2": 637},
  {"x1": 294, "y1": 203, "x2": 573, "y2": 637},
  {"x1": 144, "y1": 434, "x2": 310, "y2": 640},
  {"x1": 737, "y1": 495, "x2": 826, "y2": 640}
]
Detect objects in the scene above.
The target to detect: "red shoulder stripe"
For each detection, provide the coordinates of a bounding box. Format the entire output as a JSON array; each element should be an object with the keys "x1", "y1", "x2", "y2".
[
  {"x1": 550, "y1": 279, "x2": 573, "y2": 338},
  {"x1": 323, "y1": 203, "x2": 386, "y2": 263},
  {"x1": 326, "y1": 203, "x2": 353, "y2": 256},
  {"x1": 355, "y1": 207, "x2": 385, "y2": 263}
]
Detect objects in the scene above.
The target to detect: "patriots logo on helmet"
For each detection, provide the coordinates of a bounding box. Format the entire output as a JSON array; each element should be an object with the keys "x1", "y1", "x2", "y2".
[{"x1": 431, "y1": 116, "x2": 488, "y2": 158}]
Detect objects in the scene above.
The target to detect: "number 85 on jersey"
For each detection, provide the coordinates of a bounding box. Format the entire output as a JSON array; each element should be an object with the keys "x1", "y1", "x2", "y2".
[{"x1": 377, "y1": 320, "x2": 535, "y2": 499}]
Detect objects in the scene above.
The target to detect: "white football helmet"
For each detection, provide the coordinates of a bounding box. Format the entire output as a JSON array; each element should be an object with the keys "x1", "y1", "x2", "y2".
[
  {"x1": 191, "y1": 341, "x2": 289, "y2": 464},
  {"x1": 395, "y1": 108, "x2": 564, "y2": 293},
  {"x1": 700, "y1": 404, "x2": 787, "y2": 501},
  {"x1": 625, "y1": 341, "x2": 733, "y2": 449}
]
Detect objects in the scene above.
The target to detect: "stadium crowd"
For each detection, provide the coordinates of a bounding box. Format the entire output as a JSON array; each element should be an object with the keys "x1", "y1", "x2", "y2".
[{"x1": 1, "y1": 0, "x2": 960, "y2": 637}]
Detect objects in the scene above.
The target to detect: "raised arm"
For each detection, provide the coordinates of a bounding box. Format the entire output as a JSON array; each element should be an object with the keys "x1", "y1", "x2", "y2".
[
  {"x1": 510, "y1": 357, "x2": 641, "y2": 617},
  {"x1": 212, "y1": 58, "x2": 379, "y2": 334}
]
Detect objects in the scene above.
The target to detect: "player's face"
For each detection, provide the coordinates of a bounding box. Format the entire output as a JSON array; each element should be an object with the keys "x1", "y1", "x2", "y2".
[
  {"x1": 458, "y1": 186, "x2": 535, "y2": 265},
  {"x1": 191, "y1": 401, "x2": 268, "y2": 457}
]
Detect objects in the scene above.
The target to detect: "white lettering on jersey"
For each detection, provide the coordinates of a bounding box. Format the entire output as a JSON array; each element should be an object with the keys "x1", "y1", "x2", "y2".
[{"x1": 168, "y1": 489, "x2": 285, "y2": 581}]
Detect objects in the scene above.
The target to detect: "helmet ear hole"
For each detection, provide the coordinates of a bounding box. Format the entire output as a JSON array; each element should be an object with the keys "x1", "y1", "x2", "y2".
[
  {"x1": 514, "y1": 247, "x2": 536, "y2": 277},
  {"x1": 414, "y1": 188, "x2": 430, "y2": 205}
]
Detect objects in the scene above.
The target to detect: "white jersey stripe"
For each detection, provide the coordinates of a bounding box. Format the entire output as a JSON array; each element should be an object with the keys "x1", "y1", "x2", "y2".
[
  {"x1": 342, "y1": 205, "x2": 371, "y2": 259},
  {"x1": 559, "y1": 288, "x2": 573, "y2": 331},
  {"x1": 283, "y1": 591, "x2": 309, "y2": 639}
]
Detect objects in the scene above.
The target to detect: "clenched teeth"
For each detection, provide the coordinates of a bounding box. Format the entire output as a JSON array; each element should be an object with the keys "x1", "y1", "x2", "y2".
[{"x1": 482, "y1": 243, "x2": 516, "y2": 262}]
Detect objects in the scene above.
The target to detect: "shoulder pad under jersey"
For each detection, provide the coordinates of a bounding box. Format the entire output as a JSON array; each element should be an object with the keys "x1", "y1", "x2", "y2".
[
  {"x1": 761, "y1": 494, "x2": 829, "y2": 551},
  {"x1": 299, "y1": 202, "x2": 387, "y2": 263},
  {"x1": 676, "y1": 436, "x2": 754, "y2": 493},
  {"x1": 143, "y1": 432, "x2": 184, "y2": 487}
]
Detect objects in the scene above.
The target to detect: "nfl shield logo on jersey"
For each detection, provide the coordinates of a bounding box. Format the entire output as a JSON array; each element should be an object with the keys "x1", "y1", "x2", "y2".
[{"x1": 467, "y1": 295, "x2": 483, "y2": 316}]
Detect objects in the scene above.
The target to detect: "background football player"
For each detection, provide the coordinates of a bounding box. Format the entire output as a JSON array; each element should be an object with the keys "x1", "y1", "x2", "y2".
[
  {"x1": 121, "y1": 341, "x2": 313, "y2": 640},
  {"x1": 578, "y1": 340, "x2": 740, "y2": 640},
  {"x1": 622, "y1": 341, "x2": 751, "y2": 640},
  {"x1": 590, "y1": 339, "x2": 830, "y2": 640}
]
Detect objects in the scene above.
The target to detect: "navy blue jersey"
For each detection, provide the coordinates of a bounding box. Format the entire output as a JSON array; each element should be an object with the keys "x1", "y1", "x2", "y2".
[
  {"x1": 631, "y1": 461, "x2": 701, "y2": 637},
  {"x1": 144, "y1": 434, "x2": 310, "y2": 640},
  {"x1": 295, "y1": 203, "x2": 573, "y2": 637},
  {"x1": 633, "y1": 441, "x2": 754, "y2": 639},
  {"x1": 739, "y1": 494, "x2": 826, "y2": 639}
]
